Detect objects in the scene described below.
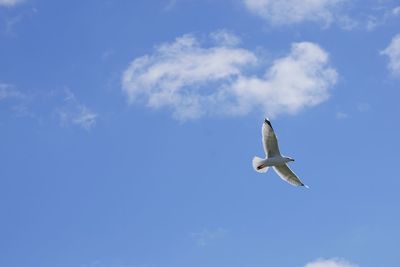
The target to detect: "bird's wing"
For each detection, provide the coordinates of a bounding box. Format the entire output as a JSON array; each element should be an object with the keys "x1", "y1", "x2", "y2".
[
  {"x1": 262, "y1": 118, "x2": 281, "y2": 157},
  {"x1": 273, "y1": 164, "x2": 307, "y2": 187}
]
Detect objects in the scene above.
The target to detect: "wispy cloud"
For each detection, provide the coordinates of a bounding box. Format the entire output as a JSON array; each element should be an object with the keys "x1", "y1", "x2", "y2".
[
  {"x1": 4, "y1": 14, "x2": 22, "y2": 34},
  {"x1": 241, "y1": 0, "x2": 347, "y2": 27},
  {"x1": 0, "y1": 0, "x2": 24, "y2": 7},
  {"x1": 305, "y1": 258, "x2": 358, "y2": 267},
  {"x1": 0, "y1": 84, "x2": 98, "y2": 130},
  {"x1": 381, "y1": 34, "x2": 400, "y2": 76},
  {"x1": 336, "y1": 111, "x2": 348, "y2": 120},
  {"x1": 81, "y1": 260, "x2": 143, "y2": 267},
  {"x1": 356, "y1": 102, "x2": 370, "y2": 112},
  {"x1": 0, "y1": 83, "x2": 31, "y2": 118},
  {"x1": 210, "y1": 29, "x2": 241, "y2": 46},
  {"x1": 393, "y1": 6, "x2": 400, "y2": 16},
  {"x1": 163, "y1": 0, "x2": 177, "y2": 11},
  {"x1": 55, "y1": 89, "x2": 98, "y2": 130},
  {"x1": 336, "y1": 15, "x2": 359, "y2": 30},
  {"x1": 364, "y1": 5, "x2": 400, "y2": 31},
  {"x1": 2, "y1": 7, "x2": 38, "y2": 36},
  {"x1": 191, "y1": 228, "x2": 228, "y2": 246},
  {"x1": 339, "y1": 4, "x2": 400, "y2": 31},
  {"x1": 241, "y1": 0, "x2": 400, "y2": 31},
  {"x1": 0, "y1": 83, "x2": 24, "y2": 100},
  {"x1": 122, "y1": 31, "x2": 337, "y2": 121},
  {"x1": 100, "y1": 49, "x2": 115, "y2": 61}
]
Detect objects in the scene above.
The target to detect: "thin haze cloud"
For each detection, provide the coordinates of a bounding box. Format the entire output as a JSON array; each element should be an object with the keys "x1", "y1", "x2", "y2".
[
  {"x1": 0, "y1": 0, "x2": 24, "y2": 7},
  {"x1": 393, "y1": 6, "x2": 400, "y2": 16},
  {"x1": 241, "y1": 0, "x2": 346, "y2": 26},
  {"x1": 122, "y1": 31, "x2": 337, "y2": 121},
  {"x1": 55, "y1": 89, "x2": 98, "y2": 130},
  {"x1": 305, "y1": 258, "x2": 358, "y2": 267},
  {"x1": 336, "y1": 111, "x2": 348, "y2": 120},
  {"x1": 241, "y1": 0, "x2": 400, "y2": 31},
  {"x1": 0, "y1": 85, "x2": 98, "y2": 130},
  {"x1": 0, "y1": 83, "x2": 24, "y2": 100},
  {"x1": 191, "y1": 228, "x2": 228, "y2": 246}
]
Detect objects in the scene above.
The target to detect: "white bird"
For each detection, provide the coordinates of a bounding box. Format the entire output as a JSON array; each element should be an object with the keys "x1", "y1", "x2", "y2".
[{"x1": 252, "y1": 118, "x2": 308, "y2": 188}]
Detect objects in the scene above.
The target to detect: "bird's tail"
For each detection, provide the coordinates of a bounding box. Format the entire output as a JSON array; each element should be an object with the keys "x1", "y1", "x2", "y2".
[{"x1": 252, "y1": 156, "x2": 269, "y2": 173}]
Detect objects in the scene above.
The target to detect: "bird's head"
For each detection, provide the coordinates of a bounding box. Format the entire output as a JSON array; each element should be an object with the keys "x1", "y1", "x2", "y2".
[
  {"x1": 264, "y1": 118, "x2": 273, "y2": 128},
  {"x1": 285, "y1": 157, "x2": 295, "y2": 162}
]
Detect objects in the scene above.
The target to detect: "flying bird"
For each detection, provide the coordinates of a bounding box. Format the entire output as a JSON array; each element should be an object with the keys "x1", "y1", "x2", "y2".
[{"x1": 252, "y1": 118, "x2": 308, "y2": 188}]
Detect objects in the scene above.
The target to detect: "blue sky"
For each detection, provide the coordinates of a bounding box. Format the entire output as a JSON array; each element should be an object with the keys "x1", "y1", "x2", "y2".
[{"x1": 1, "y1": 1, "x2": 400, "y2": 267}]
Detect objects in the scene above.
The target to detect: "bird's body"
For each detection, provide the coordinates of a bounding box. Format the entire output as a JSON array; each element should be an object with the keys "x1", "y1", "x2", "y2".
[
  {"x1": 255, "y1": 156, "x2": 292, "y2": 168},
  {"x1": 252, "y1": 118, "x2": 308, "y2": 188}
]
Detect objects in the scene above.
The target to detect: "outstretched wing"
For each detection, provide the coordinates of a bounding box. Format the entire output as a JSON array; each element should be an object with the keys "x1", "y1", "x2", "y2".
[
  {"x1": 273, "y1": 164, "x2": 307, "y2": 187},
  {"x1": 262, "y1": 118, "x2": 281, "y2": 157}
]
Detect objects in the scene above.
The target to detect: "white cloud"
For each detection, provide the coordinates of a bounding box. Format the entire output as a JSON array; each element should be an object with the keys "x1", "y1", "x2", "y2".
[
  {"x1": 230, "y1": 42, "x2": 337, "y2": 116},
  {"x1": 0, "y1": 0, "x2": 24, "y2": 7},
  {"x1": 381, "y1": 34, "x2": 400, "y2": 76},
  {"x1": 305, "y1": 258, "x2": 358, "y2": 267},
  {"x1": 122, "y1": 32, "x2": 337, "y2": 120},
  {"x1": 242, "y1": 0, "x2": 345, "y2": 26},
  {"x1": 122, "y1": 33, "x2": 257, "y2": 120}
]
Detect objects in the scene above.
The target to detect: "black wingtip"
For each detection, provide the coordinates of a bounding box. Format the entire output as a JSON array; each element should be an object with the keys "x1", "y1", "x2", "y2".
[
  {"x1": 300, "y1": 183, "x2": 310, "y2": 189},
  {"x1": 264, "y1": 118, "x2": 273, "y2": 128}
]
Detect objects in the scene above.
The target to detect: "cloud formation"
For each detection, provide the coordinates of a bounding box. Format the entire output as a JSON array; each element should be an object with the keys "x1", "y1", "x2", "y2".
[
  {"x1": 242, "y1": 0, "x2": 345, "y2": 26},
  {"x1": 305, "y1": 258, "x2": 358, "y2": 267},
  {"x1": 0, "y1": 84, "x2": 98, "y2": 130},
  {"x1": 0, "y1": 0, "x2": 24, "y2": 7},
  {"x1": 393, "y1": 6, "x2": 400, "y2": 17},
  {"x1": 241, "y1": 0, "x2": 400, "y2": 31},
  {"x1": 336, "y1": 111, "x2": 348, "y2": 120},
  {"x1": 191, "y1": 228, "x2": 227, "y2": 246},
  {"x1": 381, "y1": 34, "x2": 400, "y2": 76},
  {"x1": 55, "y1": 89, "x2": 98, "y2": 130},
  {"x1": 363, "y1": 5, "x2": 400, "y2": 31},
  {"x1": 122, "y1": 33, "x2": 256, "y2": 120},
  {"x1": 122, "y1": 32, "x2": 337, "y2": 120},
  {"x1": 0, "y1": 83, "x2": 24, "y2": 100}
]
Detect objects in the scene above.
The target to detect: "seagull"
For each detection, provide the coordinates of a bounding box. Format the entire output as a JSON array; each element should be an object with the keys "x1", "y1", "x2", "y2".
[{"x1": 252, "y1": 118, "x2": 308, "y2": 188}]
